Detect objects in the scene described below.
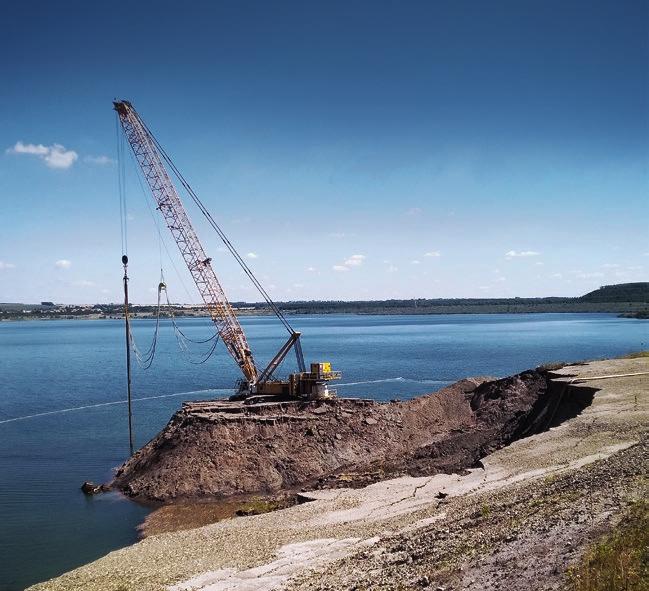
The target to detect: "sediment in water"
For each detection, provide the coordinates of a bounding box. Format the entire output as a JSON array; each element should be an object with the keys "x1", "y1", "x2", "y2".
[{"x1": 109, "y1": 368, "x2": 594, "y2": 502}]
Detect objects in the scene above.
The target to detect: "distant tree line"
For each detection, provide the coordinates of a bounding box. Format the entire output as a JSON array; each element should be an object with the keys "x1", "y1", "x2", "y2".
[{"x1": 2, "y1": 283, "x2": 647, "y2": 320}]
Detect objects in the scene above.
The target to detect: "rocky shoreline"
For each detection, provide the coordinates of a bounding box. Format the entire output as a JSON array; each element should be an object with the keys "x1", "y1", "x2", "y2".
[{"x1": 30, "y1": 357, "x2": 648, "y2": 591}]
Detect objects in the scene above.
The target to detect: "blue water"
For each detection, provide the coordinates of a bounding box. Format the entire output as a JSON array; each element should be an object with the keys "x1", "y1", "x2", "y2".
[{"x1": 0, "y1": 313, "x2": 646, "y2": 589}]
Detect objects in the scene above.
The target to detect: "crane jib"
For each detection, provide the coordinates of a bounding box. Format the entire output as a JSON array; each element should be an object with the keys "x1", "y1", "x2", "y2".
[
  {"x1": 114, "y1": 100, "x2": 340, "y2": 401},
  {"x1": 114, "y1": 100, "x2": 259, "y2": 384}
]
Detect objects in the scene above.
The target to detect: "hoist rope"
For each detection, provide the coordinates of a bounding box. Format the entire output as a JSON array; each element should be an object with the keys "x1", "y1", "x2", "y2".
[
  {"x1": 173, "y1": 326, "x2": 221, "y2": 364},
  {"x1": 127, "y1": 272, "x2": 221, "y2": 370},
  {"x1": 126, "y1": 143, "x2": 204, "y2": 307},
  {"x1": 161, "y1": 284, "x2": 222, "y2": 364},
  {"x1": 116, "y1": 112, "x2": 128, "y2": 256},
  {"x1": 128, "y1": 278, "x2": 164, "y2": 370},
  {"x1": 135, "y1": 113, "x2": 295, "y2": 336},
  {"x1": 117, "y1": 137, "x2": 222, "y2": 370}
]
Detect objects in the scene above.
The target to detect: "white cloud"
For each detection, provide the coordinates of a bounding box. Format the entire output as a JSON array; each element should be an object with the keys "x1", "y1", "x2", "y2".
[
  {"x1": 602, "y1": 263, "x2": 621, "y2": 269},
  {"x1": 576, "y1": 271, "x2": 604, "y2": 279},
  {"x1": 332, "y1": 254, "x2": 366, "y2": 272},
  {"x1": 505, "y1": 250, "x2": 540, "y2": 259},
  {"x1": 404, "y1": 207, "x2": 422, "y2": 216},
  {"x1": 246, "y1": 252, "x2": 259, "y2": 259},
  {"x1": 45, "y1": 145, "x2": 78, "y2": 169},
  {"x1": 306, "y1": 266, "x2": 316, "y2": 272},
  {"x1": 328, "y1": 232, "x2": 346, "y2": 239},
  {"x1": 84, "y1": 155, "x2": 114, "y2": 165},
  {"x1": 386, "y1": 265, "x2": 398, "y2": 273},
  {"x1": 7, "y1": 141, "x2": 78, "y2": 169},
  {"x1": 550, "y1": 273, "x2": 563, "y2": 279},
  {"x1": 72, "y1": 279, "x2": 95, "y2": 287},
  {"x1": 344, "y1": 254, "x2": 366, "y2": 267},
  {"x1": 55, "y1": 259, "x2": 72, "y2": 269},
  {"x1": 0, "y1": 261, "x2": 16, "y2": 270},
  {"x1": 411, "y1": 260, "x2": 420, "y2": 265},
  {"x1": 424, "y1": 251, "x2": 441, "y2": 257},
  {"x1": 8, "y1": 142, "x2": 48, "y2": 156}
]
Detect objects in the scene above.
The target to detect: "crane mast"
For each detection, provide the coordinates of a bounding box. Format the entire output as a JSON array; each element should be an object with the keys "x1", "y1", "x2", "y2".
[{"x1": 114, "y1": 100, "x2": 258, "y2": 384}]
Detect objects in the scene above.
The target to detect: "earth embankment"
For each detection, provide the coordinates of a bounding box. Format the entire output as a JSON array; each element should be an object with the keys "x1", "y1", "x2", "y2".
[{"x1": 110, "y1": 368, "x2": 592, "y2": 501}]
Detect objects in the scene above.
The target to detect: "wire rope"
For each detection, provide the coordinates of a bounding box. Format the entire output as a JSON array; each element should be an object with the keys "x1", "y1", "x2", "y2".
[
  {"x1": 128, "y1": 280, "x2": 164, "y2": 370},
  {"x1": 126, "y1": 143, "x2": 199, "y2": 306},
  {"x1": 117, "y1": 136, "x2": 222, "y2": 370},
  {"x1": 135, "y1": 113, "x2": 295, "y2": 336}
]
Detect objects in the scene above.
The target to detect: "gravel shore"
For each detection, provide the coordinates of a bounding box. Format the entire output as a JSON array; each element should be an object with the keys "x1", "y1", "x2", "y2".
[{"x1": 29, "y1": 357, "x2": 648, "y2": 591}]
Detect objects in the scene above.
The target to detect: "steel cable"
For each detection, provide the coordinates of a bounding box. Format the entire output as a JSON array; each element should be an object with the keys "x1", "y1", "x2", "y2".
[{"x1": 135, "y1": 113, "x2": 295, "y2": 336}]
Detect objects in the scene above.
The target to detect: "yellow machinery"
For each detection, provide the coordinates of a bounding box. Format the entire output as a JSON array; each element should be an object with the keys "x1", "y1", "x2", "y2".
[{"x1": 250, "y1": 363, "x2": 342, "y2": 401}]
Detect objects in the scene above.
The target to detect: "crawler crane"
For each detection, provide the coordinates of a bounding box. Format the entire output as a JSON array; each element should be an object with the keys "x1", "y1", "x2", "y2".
[{"x1": 114, "y1": 100, "x2": 340, "y2": 401}]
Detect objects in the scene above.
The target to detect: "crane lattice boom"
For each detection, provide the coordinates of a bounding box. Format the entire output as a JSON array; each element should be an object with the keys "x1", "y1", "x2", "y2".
[{"x1": 114, "y1": 100, "x2": 258, "y2": 383}]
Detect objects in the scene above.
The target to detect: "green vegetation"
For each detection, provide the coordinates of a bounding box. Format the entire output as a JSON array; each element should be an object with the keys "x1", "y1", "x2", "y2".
[
  {"x1": 619, "y1": 311, "x2": 649, "y2": 320},
  {"x1": 581, "y1": 283, "x2": 649, "y2": 303},
  {"x1": 619, "y1": 351, "x2": 649, "y2": 359},
  {"x1": 538, "y1": 362, "x2": 569, "y2": 371},
  {"x1": 2, "y1": 283, "x2": 649, "y2": 320},
  {"x1": 566, "y1": 500, "x2": 648, "y2": 591},
  {"x1": 234, "y1": 496, "x2": 300, "y2": 517}
]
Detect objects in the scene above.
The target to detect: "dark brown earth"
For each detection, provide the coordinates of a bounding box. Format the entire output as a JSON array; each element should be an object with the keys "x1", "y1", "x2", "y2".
[
  {"x1": 138, "y1": 494, "x2": 305, "y2": 537},
  {"x1": 110, "y1": 368, "x2": 593, "y2": 502}
]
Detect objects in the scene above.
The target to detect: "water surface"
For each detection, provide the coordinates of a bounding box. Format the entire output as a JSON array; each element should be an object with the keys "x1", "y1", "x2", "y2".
[{"x1": 0, "y1": 313, "x2": 646, "y2": 590}]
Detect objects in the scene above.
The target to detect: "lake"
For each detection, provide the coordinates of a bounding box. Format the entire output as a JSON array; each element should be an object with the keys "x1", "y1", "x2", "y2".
[{"x1": 0, "y1": 313, "x2": 646, "y2": 590}]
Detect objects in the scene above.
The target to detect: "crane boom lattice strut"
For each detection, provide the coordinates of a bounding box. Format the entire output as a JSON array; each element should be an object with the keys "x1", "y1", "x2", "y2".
[{"x1": 114, "y1": 101, "x2": 258, "y2": 383}]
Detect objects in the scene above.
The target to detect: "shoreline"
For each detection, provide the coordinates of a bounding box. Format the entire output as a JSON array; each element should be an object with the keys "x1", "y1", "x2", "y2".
[
  {"x1": 1, "y1": 306, "x2": 647, "y2": 323},
  {"x1": 28, "y1": 357, "x2": 649, "y2": 591}
]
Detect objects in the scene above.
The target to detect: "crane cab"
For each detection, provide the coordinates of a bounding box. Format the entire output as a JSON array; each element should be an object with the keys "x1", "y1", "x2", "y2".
[
  {"x1": 238, "y1": 362, "x2": 342, "y2": 403},
  {"x1": 292, "y1": 362, "x2": 342, "y2": 400}
]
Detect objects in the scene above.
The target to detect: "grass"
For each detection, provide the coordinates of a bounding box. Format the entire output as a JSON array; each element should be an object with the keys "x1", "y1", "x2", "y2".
[
  {"x1": 566, "y1": 499, "x2": 648, "y2": 591},
  {"x1": 619, "y1": 351, "x2": 649, "y2": 359},
  {"x1": 537, "y1": 361, "x2": 572, "y2": 371},
  {"x1": 234, "y1": 496, "x2": 300, "y2": 517}
]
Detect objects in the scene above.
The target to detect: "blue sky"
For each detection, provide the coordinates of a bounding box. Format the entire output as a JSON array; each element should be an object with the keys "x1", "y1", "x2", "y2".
[{"x1": 1, "y1": 0, "x2": 647, "y2": 303}]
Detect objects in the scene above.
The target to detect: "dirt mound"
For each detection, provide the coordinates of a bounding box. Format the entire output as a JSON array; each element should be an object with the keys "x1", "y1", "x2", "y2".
[{"x1": 110, "y1": 369, "x2": 591, "y2": 501}]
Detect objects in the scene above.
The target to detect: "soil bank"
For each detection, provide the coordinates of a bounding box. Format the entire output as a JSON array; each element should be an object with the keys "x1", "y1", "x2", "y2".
[{"x1": 110, "y1": 368, "x2": 590, "y2": 502}]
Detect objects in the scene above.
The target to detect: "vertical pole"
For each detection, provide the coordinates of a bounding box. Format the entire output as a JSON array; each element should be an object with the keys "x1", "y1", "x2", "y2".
[{"x1": 122, "y1": 255, "x2": 134, "y2": 456}]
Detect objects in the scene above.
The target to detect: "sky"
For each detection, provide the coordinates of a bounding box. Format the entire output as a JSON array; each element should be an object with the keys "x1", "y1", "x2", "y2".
[{"x1": 0, "y1": 0, "x2": 647, "y2": 304}]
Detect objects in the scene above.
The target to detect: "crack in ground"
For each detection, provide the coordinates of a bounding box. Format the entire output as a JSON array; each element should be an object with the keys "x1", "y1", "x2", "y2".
[{"x1": 365, "y1": 477, "x2": 438, "y2": 519}]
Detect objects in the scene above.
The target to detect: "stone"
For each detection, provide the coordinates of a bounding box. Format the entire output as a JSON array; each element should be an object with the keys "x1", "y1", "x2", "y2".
[{"x1": 81, "y1": 481, "x2": 101, "y2": 495}]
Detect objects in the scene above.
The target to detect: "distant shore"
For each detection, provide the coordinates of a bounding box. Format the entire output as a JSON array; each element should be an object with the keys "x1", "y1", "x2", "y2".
[
  {"x1": 3, "y1": 281, "x2": 649, "y2": 321},
  {"x1": 2, "y1": 301, "x2": 649, "y2": 322}
]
